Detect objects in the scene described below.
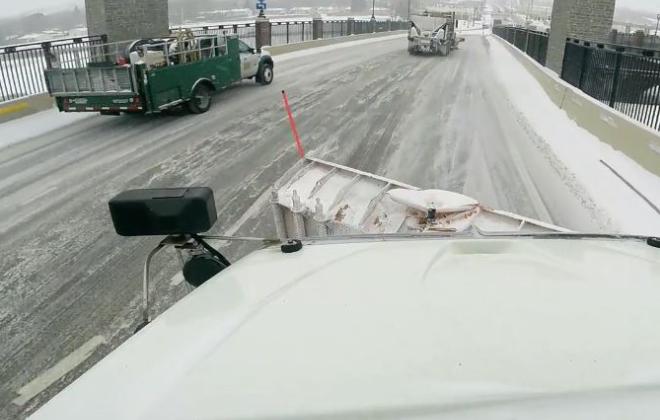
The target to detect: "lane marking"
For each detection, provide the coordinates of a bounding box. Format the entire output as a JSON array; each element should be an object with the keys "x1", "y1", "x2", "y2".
[
  {"x1": 12, "y1": 335, "x2": 106, "y2": 407},
  {"x1": 0, "y1": 101, "x2": 29, "y2": 116}
]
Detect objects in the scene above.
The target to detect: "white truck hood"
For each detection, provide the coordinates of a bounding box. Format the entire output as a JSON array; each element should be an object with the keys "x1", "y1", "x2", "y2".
[{"x1": 30, "y1": 237, "x2": 660, "y2": 419}]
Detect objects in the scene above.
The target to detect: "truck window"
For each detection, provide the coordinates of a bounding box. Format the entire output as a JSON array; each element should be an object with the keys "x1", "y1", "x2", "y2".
[
  {"x1": 199, "y1": 38, "x2": 215, "y2": 59},
  {"x1": 238, "y1": 40, "x2": 252, "y2": 54}
]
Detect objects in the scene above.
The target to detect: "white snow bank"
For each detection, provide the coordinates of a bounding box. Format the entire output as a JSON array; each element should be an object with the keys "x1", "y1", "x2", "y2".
[
  {"x1": 488, "y1": 36, "x2": 660, "y2": 236},
  {"x1": 274, "y1": 33, "x2": 407, "y2": 63},
  {"x1": 0, "y1": 107, "x2": 92, "y2": 150}
]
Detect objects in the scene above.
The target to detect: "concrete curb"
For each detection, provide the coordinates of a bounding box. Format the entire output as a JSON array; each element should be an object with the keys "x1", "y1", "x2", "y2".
[
  {"x1": 0, "y1": 94, "x2": 54, "y2": 124},
  {"x1": 265, "y1": 31, "x2": 407, "y2": 56},
  {"x1": 493, "y1": 36, "x2": 660, "y2": 178}
]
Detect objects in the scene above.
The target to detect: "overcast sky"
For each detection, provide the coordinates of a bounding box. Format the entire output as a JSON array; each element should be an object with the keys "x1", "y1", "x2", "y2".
[
  {"x1": 616, "y1": 0, "x2": 657, "y2": 11},
  {"x1": 0, "y1": 0, "x2": 657, "y2": 17}
]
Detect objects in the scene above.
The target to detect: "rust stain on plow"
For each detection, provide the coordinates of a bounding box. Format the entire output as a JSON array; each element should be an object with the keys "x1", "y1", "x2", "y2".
[{"x1": 335, "y1": 204, "x2": 350, "y2": 222}]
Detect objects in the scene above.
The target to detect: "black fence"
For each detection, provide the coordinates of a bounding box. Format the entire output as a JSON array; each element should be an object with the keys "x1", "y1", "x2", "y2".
[
  {"x1": 493, "y1": 26, "x2": 660, "y2": 132},
  {"x1": 0, "y1": 35, "x2": 105, "y2": 102},
  {"x1": 492, "y1": 26, "x2": 548, "y2": 66},
  {"x1": 185, "y1": 21, "x2": 309, "y2": 47},
  {"x1": 185, "y1": 19, "x2": 407, "y2": 47},
  {"x1": 0, "y1": 19, "x2": 405, "y2": 103},
  {"x1": 323, "y1": 20, "x2": 349, "y2": 39},
  {"x1": 562, "y1": 39, "x2": 660, "y2": 131}
]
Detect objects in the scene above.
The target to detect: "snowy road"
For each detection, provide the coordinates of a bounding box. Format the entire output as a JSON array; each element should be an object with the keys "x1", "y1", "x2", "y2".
[{"x1": 1, "y1": 34, "x2": 592, "y2": 418}]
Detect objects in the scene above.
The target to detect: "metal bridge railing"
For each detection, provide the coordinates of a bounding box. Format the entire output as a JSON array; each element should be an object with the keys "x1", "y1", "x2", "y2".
[
  {"x1": 0, "y1": 35, "x2": 105, "y2": 103},
  {"x1": 493, "y1": 26, "x2": 660, "y2": 132},
  {"x1": 183, "y1": 18, "x2": 405, "y2": 47},
  {"x1": 561, "y1": 39, "x2": 660, "y2": 131},
  {"x1": 492, "y1": 26, "x2": 548, "y2": 66}
]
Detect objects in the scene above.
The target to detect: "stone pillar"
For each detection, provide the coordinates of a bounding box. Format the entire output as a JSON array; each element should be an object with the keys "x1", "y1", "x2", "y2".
[
  {"x1": 85, "y1": 0, "x2": 169, "y2": 42},
  {"x1": 546, "y1": 0, "x2": 615, "y2": 74},
  {"x1": 313, "y1": 18, "x2": 324, "y2": 40},
  {"x1": 255, "y1": 16, "x2": 271, "y2": 52},
  {"x1": 347, "y1": 18, "x2": 355, "y2": 36}
]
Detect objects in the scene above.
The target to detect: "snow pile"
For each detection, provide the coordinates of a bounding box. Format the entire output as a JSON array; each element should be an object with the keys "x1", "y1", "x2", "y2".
[
  {"x1": 274, "y1": 33, "x2": 407, "y2": 63},
  {"x1": 488, "y1": 36, "x2": 660, "y2": 236},
  {"x1": 0, "y1": 107, "x2": 92, "y2": 150}
]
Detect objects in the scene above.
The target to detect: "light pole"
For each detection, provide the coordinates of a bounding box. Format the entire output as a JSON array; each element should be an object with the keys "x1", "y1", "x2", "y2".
[
  {"x1": 371, "y1": 0, "x2": 376, "y2": 20},
  {"x1": 655, "y1": 13, "x2": 660, "y2": 45},
  {"x1": 524, "y1": 0, "x2": 534, "y2": 53}
]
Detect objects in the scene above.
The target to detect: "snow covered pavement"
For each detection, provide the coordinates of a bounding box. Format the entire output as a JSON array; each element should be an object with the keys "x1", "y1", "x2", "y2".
[
  {"x1": 1, "y1": 34, "x2": 658, "y2": 419},
  {"x1": 486, "y1": 36, "x2": 660, "y2": 235}
]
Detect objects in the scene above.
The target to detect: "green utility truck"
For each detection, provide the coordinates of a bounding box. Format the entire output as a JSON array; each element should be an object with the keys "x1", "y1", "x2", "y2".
[{"x1": 44, "y1": 34, "x2": 273, "y2": 115}]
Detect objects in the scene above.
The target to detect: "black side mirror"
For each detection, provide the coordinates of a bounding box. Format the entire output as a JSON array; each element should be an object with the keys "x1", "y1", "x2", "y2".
[
  {"x1": 108, "y1": 187, "x2": 227, "y2": 330},
  {"x1": 108, "y1": 187, "x2": 217, "y2": 236}
]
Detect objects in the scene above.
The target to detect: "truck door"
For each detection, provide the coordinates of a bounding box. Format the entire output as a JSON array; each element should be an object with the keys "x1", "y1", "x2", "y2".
[{"x1": 238, "y1": 40, "x2": 260, "y2": 79}]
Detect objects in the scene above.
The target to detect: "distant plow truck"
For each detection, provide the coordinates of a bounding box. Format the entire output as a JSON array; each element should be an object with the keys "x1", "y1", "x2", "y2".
[{"x1": 408, "y1": 10, "x2": 464, "y2": 56}]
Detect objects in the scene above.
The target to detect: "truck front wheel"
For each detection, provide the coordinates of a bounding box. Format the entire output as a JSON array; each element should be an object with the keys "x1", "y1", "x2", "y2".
[
  {"x1": 188, "y1": 84, "x2": 212, "y2": 114},
  {"x1": 257, "y1": 63, "x2": 273, "y2": 85}
]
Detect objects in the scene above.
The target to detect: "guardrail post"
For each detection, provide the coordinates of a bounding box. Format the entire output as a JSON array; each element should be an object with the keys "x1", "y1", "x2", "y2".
[
  {"x1": 286, "y1": 22, "x2": 290, "y2": 44},
  {"x1": 313, "y1": 18, "x2": 323, "y2": 40},
  {"x1": 255, "y1": 16, "x2": 271, "y2": 52},
  {"x1": 608, "y1": 49, "x2": 624, "y2": 108},
  {"x1": 512, "y1": 28, "x2": 517, "y2": 47},
  {"x1": 302, "y1": 21, "x2": 305, "y2": 41},
  {"x1": 347, "y1": 18, "x2": 355, "y2": 36},
  {"x1": 577, "y1": 47, "x2": 589, "y2": 89},
  {"x1": 41, "y1": 42, "x2": 53, "y2": 69}
]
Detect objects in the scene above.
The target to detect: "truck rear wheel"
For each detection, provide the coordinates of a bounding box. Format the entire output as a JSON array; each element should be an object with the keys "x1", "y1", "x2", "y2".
[
  {"x1": 188, "y1": 84, "x2": 212, "y2": 114},
  {"x1": 257, "y1": 63, "x2": 273, "y2": 85}
]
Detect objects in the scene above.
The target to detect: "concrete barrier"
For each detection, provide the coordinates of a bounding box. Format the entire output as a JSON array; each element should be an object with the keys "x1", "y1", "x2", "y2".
[
  {"x1": 265, "y1": 31, "x2": 407, "y2": 56},
  {"x1": 0, "y1": 94, "x2": 54, "y2": 124},
  {"x1": 494, "y1": 36, "x2": 660, "y2": 177}
]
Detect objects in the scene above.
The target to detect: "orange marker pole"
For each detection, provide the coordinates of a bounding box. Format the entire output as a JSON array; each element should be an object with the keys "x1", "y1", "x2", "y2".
[{"x1": 282, "y1": 90, "x2": 305, "y2": 159}]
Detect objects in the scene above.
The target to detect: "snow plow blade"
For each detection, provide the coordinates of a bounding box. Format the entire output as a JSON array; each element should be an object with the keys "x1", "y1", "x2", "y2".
[{"x1": 271, "y1": 157, "x2": 570, "y2": 239}]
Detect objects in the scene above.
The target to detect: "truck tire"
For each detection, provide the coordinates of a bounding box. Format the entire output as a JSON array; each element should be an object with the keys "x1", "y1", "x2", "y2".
[
  {"x1": 257, "y1": 63, "x2": 273, "y2": 85},
  {"x1": 188, "y1": 84, "x2": 212, "y2": 114}
]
